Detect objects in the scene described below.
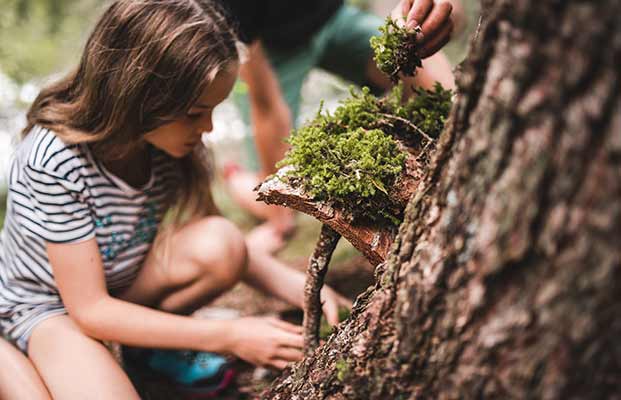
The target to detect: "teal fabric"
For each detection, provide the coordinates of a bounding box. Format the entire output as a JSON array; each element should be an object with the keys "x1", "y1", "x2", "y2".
[
  {"x1": 232, "y1": 4, "x2": 383, "y2": 171},
  {"x1": 147, "y1": 349, "x2": 228, "y2": 385}
]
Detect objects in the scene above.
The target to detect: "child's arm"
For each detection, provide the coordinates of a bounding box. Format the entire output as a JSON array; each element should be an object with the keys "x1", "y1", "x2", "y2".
[
  {"x1": 239, "y1": 41, "x2": 292, "y2": 176},
  {"x1": 47, "y1": 238, "x2": 304, "y2": 368},
  {"x1": 243, "y1": 249, "x2": 351, "y2": 325},
  {"x1": 47, "y1": 239, "x2": 234, "y2": 352}
]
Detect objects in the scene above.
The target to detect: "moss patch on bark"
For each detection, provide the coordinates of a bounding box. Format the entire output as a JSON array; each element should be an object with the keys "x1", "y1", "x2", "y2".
[{"x1": 277, "y1": 84, "x2": 452, "y2": 226}]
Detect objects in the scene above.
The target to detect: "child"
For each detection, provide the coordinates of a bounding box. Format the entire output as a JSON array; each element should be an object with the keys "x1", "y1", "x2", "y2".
[{"x1": 0, "y1": 1, "x2": 349, "y2": 398}]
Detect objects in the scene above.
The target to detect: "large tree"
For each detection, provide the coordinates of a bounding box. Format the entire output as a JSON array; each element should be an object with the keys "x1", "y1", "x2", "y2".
[{"x1": 263, "y1": 0, "x2": 621, "y2": 398}]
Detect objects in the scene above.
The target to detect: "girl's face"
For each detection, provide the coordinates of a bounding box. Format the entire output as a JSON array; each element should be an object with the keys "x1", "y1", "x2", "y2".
[{"x1": 144, "y1": 64, "x2": 239, "y2": 158}]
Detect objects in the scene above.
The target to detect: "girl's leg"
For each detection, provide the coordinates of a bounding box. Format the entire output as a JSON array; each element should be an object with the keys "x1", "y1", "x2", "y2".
[
  {"x1": 0, "y1": 336, "x2": 51, "y2": 400},
  {"x1": 27, "y1": 315, "x2": 140, "y2": 400},
  {"x1": 118, "y1": 216, "x2": 248, "y2": 315},
  {"x1": 24, "y1": 217, "x2": 246, "y2": 399}
]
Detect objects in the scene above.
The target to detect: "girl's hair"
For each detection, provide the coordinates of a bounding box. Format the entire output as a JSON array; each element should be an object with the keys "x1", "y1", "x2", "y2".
[{"x1": 23, "y1": 0, "x2": 243, "y2": 226}]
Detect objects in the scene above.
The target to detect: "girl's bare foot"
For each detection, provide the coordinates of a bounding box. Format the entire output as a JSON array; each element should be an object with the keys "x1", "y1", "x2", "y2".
[
  {"x1": 223, "y1": 162, "x2": 297, "y2": 246},
  {"x1": 246, "y1": 223, "x2": 287, "y2": 254},
  {"x1": 265, "y1": 206, "x2": 297, "y2": 239}
]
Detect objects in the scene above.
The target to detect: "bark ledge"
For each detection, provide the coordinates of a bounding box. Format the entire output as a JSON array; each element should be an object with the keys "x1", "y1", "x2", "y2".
[{"x1": 256, "y1": 141, "x2": 427, "y2": 266}]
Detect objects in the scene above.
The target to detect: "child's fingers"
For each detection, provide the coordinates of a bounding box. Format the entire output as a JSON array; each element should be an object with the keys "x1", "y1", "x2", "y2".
[
  {"x1": 418, "y1": 19, "x2": 453, "y2": 59},
  {"x1": 277, "y1": 330, "x2": 304, "y2": 349},
  {"x1": 323, "y1": 301, "x2": 340, "y2": 326},
  {"x1": 275, "y1": 347, "x2": 304, "y2": 362},
  {"x1": 268, "y1": 317, "x2": 303, "y2": 333},
  {"x1": 401, "y1": 0, "x2": 415, "y2": 18},
  {"x1": 269, "y1": 359, "x2": 290, "y2": 370},
  {"x1": 407, "y1": 0, "x2": 434, "y2": 30},
  {"x1": 419, "y1": 1, "x2": 453, "y2": 43}
]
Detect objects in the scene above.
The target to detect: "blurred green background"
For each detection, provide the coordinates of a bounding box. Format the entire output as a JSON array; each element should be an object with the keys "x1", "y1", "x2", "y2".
[
  {"x1": 0, "y1": 0, "x2": 102, "y2": 84},
  {"x1": 0, "y1": 0, "x2": 478, "y2": 84},
  {"x1": 0, "y1": 0, "x2": 480, "y2": 230}
]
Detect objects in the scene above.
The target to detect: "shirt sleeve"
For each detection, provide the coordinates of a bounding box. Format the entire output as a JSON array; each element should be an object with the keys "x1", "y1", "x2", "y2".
[{"x1": 20, "y1": 164, "x2": 95, "y2": 244}]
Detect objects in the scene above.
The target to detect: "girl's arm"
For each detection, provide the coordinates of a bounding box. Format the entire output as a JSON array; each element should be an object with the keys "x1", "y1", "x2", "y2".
[
  {"x1": 243, "y1": 249, "x2": 351, "y2": 325},
  {"x1": 47, "y1": 238, "x2": 305, "y2": 369},
  {"x1": 47, "y1": 239, "x2": 233, "y2": 352}
]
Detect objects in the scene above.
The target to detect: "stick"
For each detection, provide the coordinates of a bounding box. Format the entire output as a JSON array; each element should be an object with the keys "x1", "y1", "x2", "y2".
[
  {"x1": 303, "y1": 224, "x2": 341, "y2": 354},
  {"x1": 379, "y1": 113, "x2": 435, "y2": 143}
]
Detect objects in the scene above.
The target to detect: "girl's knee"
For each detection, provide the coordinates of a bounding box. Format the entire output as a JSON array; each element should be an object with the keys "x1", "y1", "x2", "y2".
[
  {"x1": 27, "y1": 316, "x2": 140, "y2": 399},
  {"x1": 189, "y1": 216, "x2": 248, "y2": 288},
  {"x1": 0, "y1": 337, "x2": 51, "y2": 400}
]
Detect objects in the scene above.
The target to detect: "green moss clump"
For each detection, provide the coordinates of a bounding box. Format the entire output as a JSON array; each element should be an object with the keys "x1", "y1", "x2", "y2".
[
  {"x1": 370, "y1": 17, "x2": 422, "y2": 82},
  {"x1": 335, "y1": 358, "x2": 350, "y2": 382},
  {"x1": 385, "y1": 82, "x2": 453, "y2": 157},
  {"x1": 280, "y1": 112, "x2": 406, "y2": 225},
  {"x1": 277, "y1": 83, "x2": 452, "y2": 226}
]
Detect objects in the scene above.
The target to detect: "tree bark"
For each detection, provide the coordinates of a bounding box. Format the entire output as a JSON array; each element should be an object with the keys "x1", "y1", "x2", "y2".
[{"x1": 263, "y1": 0, "x2": 621, "y2": 398}]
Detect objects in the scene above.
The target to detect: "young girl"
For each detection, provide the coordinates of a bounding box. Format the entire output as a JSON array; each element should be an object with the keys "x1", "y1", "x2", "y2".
[{"x1": 0, "y1": 1, "x2": 349, "y2": 398}]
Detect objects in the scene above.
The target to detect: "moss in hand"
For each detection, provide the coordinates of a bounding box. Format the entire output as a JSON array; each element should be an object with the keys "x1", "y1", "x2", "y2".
[{"x1": 370, "y1": 17, "x2": 423, "y2": 82}]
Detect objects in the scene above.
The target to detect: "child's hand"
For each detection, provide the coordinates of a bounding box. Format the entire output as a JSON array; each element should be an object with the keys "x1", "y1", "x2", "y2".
[
  {"x1": 320, "y1": 286, "x2": 353, "y2": 326},
  {"x1": 391, "y1": 0, "x2": 454, "y2": 59},
  {"x1": 228, "y1": 316, "x2": 303, "y2": 369}
]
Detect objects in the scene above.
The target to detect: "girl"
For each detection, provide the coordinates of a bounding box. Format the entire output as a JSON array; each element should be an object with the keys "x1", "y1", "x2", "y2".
[{"x1": 0, "y1": 1, "x2": 349, "y2": 398}]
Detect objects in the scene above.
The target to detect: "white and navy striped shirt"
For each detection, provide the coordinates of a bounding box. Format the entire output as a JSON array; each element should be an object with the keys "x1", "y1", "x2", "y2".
[{"x1": 0, "y1": 126, "x2": 179, "y2": 351}]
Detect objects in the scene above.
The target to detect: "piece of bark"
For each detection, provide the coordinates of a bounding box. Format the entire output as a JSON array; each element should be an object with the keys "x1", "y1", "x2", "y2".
[{"x1": 256, "y1": 148, "x2": 426, "y2": 266}]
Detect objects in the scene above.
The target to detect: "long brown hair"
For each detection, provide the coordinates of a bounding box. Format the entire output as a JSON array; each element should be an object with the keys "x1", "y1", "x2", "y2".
[{"x1": 23, "y1": 0, "x2": 242, "y2": 226}]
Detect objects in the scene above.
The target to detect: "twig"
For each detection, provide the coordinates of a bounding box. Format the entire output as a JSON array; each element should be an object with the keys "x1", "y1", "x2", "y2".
[
  {"x1": 303, "y1": 224, "x2": 341, "y2": 355},
  {"x1": 379, "y1": 113, "x2": 435, "y2": 143}
]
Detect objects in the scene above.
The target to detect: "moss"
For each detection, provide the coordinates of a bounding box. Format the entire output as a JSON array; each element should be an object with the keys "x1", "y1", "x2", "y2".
[
  {"x1": 277, "y1": 84, "x2": 452, "y2": 226},
  {"x1": 388, "y1": 82, "x2": 454, "y2": 141},
  {"x1": 335, "y1": 358, "x2": 350, "y2": 382},
  {"x1": 370, "y1": 17, "x2": 422, "y2": 82}
]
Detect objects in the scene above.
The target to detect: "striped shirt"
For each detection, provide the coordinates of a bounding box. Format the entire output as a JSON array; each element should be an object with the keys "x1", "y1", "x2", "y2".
[{"x1": 0, "y1": 126, "x2": 179, "y2": 352}]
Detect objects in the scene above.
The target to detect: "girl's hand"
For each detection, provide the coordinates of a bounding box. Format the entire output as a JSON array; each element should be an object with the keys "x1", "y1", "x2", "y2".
[
  {"x1": 228, "y1": 316, "x2": 304, "y2": 369},
  {"x1": 390, "y1": 0, "x2": 454, "y2": 59},
  {"x1": 320, "y1": 285, "x2": 353, "y2": 326}
]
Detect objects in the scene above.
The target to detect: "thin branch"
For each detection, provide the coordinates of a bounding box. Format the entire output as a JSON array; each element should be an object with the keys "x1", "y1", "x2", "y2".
[
  {"x1": 379, "y1": 113, "x2": 435, "y2": 143},
  {"x1": 303, "y1": 225, "x2": 341, "y2": 355}
]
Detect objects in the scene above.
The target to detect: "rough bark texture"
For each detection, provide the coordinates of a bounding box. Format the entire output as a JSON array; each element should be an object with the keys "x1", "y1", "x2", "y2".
[{"x1": 263, "y1": 0, "x2": 621, "y2": 398}]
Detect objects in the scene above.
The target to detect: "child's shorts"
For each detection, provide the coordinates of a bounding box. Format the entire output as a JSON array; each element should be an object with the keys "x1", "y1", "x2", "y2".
[{"x1": 0, "y1": 299, "x2": 68, "y2": 354}]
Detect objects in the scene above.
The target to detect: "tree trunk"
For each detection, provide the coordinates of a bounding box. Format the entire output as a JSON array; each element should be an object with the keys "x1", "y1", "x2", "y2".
[{"x1": 263, "y1": 0, "x2": 621, "y2": 398}]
